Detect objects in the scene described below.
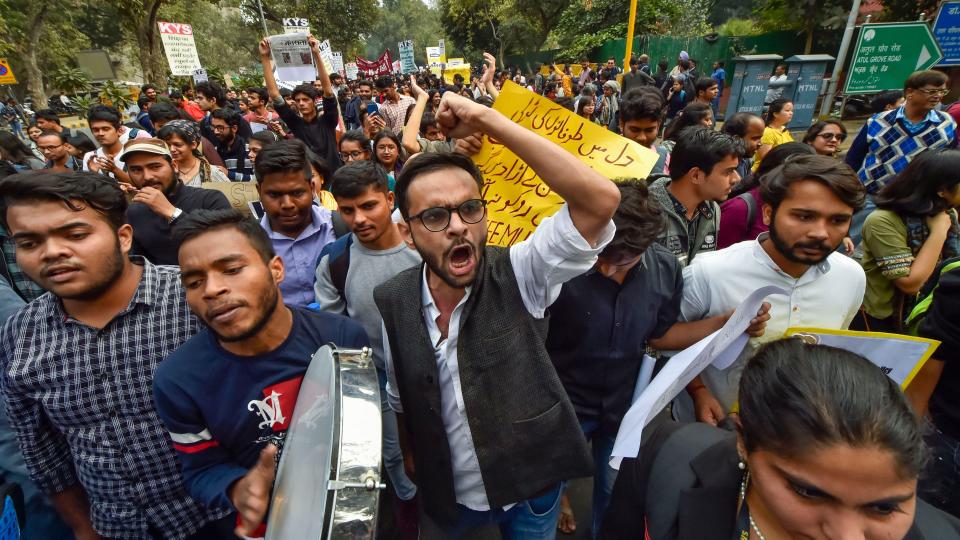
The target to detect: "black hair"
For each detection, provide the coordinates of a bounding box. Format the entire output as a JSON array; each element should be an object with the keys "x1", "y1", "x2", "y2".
[
  {"x1": 420, "y1": 113, "x2": 440, "y2": 136},
  {"x1": 731, "y1": 142, "x2": 814, "y2": 196},
  {"x1": 600, "y1": 179, "x2": 665, "y2": 260},
  {"x1": 575, "y1": 97, "x2": 595, "y2": 119},
  {"x1": 67, "y1": 135, "x2": 96, "y2": 155},
  {"x1": 194, "y1": 81, "x2": 226, "y2": 106},
  {"x1": 34, "y1": 109, "x2": 62, "y2": 125},
  {"x1": 760, "y1": 154, "x2": 866, "y2": 213},
  {"x1": 331, "y1": 159, "x2": 390, "y2": 198},
  {"x1": 694, "y1": 76, "x2": 717, "y2": 95},
  {"x1": 148, "y1": 102, "x2": 185, "y2": 124},
  {"x1": 210, "y1": 107, "x2": 241, "y2": 127},
  {"x1": 253, "y1": 139, "x2": 309, "y2": 184},
  {"x1": 171, "y1": 209, "x2": 275, "y2": 263},
  {"x1": 669, "y1": 127, "x2": 743, "y2": 181},
  {"x1": 870, "y1": 90, "x2": 904, "y2": 113},
  {"x1": 904, "y1": 70, "x2": 948, "y2": 92},
  {"x1": 739, "y1": 338, "x2": 926, "y2": 478},
  {"x1": 395, "y1": 152, "x2": 484, "y2": 219},
  {"x1": 722, "y1": 112, "x2": 763, "y2": 138},
  {"x1": 802, "y1": 120, "x2": 847, "y2": 145},
  {"x1": 170, "y1": 90, "x2": 184, "y2": 100},
  {"x1": 357, "y1": 79, "x2": 374, "y2": 90},
  {"x1": 37, "y1": 130, "x2": 67, "y2": 144},
  {"x1": 619, "y1": 87, "x2": 664, "y2": 124},
  {"x1": 657, "y1": 59, "x2": 669, "y2": 72},
  {"x1": 291, "y1": 83, "x2": 318, "y2": 101},
  {"x1": 86, "y1": 104, "x2": 122, "y2": 128},
  {"x1": 664, "y1": 102, "x2": 714, "y2": 142},
  {"x1": 279, "y1": 88, "x2": 292, "y2": 98},
  {"x1": 372, "y1": 130, "x2": 404, "y2": 169},
  {"x1": 246, "y1": 87, "x2": 268, "y2": 103},
  {"x1": 0, "y1": 171, "x2": 128, "y2": 231},
  {"x1": 553, "y1": 96, "x2": 574, "y2": 111},
  {"x1": 339, "y1": 130, "x2": 371, "y2": 152},
  {"x1": 141, "y1": 83, "x2": 157, "y2": 94},
  {"x1": 375, "y1": 76, "x2": 395, "y2": 90},
  {"x1": 875, "y1": 148, "x2": 960, "y2": 217},
  {"x1": 305, "y1": 149, "x2": 331, "y2": 188},
  {"x1": 0, "y1": 131, "x2": 36, "y2": 164},
  {"x1": 137, "y1": 95, "x2": 152, "y2": 109},
  {"x1": 180, "y1": 84, "x2": 191, "y2": 94},
  {"x1": 249, "y1": 130, "x2": 281, "y2": 147},
  {"x1": 764, "y1": 97, "x2": 793, "y2": 124}
]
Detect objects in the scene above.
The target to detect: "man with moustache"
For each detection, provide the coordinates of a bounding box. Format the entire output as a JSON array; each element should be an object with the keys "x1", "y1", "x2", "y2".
[
  {"x1": 374, "y1": 92, "x2": 621, "y2": 538},
  {"x1": 122, "y1": 138, "x2": 231, "y2": 265},
  {"x1": 674, "y1": 155, "x2": 867, "y2": 425},
  {"x1": 0, "y1": 172, "x2": 231, "y2": 539},
  {"x1": 152, "y1": 209, "x2": 368, "y2": 539}
]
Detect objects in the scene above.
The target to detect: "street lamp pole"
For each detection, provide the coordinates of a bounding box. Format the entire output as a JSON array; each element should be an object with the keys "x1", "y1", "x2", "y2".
[
  {"x1": 623, "y1": 0, "x2": 639, "y2": 70},
  {"x1": 819, "y1": 0, "x2": 863, "y2": 118},
  {"x1": 256, "y1": 0, "x2": 269, "y2": 36}
]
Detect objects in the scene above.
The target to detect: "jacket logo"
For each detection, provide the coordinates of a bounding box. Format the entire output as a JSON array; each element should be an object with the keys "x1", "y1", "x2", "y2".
[{"x1": 248, "y1": 391, "x2": 286, "y2": 429}]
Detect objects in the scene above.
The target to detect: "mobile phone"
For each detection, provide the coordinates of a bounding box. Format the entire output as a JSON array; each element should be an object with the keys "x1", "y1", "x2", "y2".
[{"x1": 366, "y1": 102, "x2": 380, "y2": 117}]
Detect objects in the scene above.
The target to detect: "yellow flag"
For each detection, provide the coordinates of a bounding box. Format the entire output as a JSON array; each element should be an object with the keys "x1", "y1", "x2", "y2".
[{"x1": 472, "y1": 81, "x2": 659, "y2": 247}]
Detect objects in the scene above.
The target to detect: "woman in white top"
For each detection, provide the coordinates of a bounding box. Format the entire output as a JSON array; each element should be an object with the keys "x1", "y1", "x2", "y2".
[{"x1": 156, "y1": 119, "x2": 228, "y2": 186}]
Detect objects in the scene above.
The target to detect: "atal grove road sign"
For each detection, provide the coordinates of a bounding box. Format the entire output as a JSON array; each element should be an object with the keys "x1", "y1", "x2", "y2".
[{"x1": 844, "y1": 22, "x2": 943, "y2": 95}]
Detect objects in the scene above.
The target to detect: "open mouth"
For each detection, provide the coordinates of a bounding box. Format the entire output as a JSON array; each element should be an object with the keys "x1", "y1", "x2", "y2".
[{"x1": 447, "y1": 244, "x2": 475, "y2": 276}]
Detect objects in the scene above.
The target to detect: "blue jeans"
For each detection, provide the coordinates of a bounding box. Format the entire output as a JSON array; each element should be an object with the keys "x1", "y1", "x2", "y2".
[
  {"x1": 579, "y1": 418, "x2": 617, "y2": 539},
  {"x1": 919, "y1": 426, "x2": 960, "y2": 518},
  {"x1": 377, "y1": 367, "x2": 417, "y2": 501},
  {"x1": 421, "y1": 482, "x2": 564, "y2": 539},
  {"x1": 9, "y1": 120, "x2": 24, "y2": 140}
]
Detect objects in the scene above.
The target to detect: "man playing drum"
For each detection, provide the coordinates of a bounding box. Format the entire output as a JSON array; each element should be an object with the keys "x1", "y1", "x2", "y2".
[{"x1": 152, "y1": 209, "x2": 368, "y2": 539}]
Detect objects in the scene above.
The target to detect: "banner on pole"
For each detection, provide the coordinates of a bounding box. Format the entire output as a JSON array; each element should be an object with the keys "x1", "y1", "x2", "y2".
[
  {"x1": 157, "y1": 22, "x2": 202, "y2": 76},
  {"x1": 399, "y1": 40, "x2": 417, "y2": 74},
  {"x1": 355, "y1": 50, "x2": 393, "y2": 77}
]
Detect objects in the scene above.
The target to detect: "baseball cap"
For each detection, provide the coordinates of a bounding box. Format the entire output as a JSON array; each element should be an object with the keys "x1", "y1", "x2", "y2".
[{"x1": 118, "y1": 137, "x2": 172, "y2": 162}]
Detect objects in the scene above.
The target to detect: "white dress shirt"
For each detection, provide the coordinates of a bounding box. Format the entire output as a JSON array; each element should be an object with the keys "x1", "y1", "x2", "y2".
[
  {"x1": 676, "y1": 234, "x2": 865, "y2": 417},
  {"x1": 382, "y1": 205, "x2": 614, "y2": 510}
]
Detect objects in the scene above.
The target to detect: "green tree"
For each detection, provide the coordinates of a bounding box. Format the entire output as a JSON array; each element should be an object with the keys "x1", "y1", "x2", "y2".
[
  {"x1": 875, "y1": 0, "x2": 938, "y2": 22},
  {"x1": 242, "y1": 0, "x2": 379, "y2": 57},
  {"x1": 439, "y1": 0, "x2": 570, "y2": 63},
  {"x1": 755, "y1": 0, "x2": 847, "y2": 53},
  {"x1": 551, "y1": 0, "x2": 686, "y2": 61},
  {"x1": 363, "y1": 0, "x2": 443, "y2": 65},
  {"x1": 51, "y1": 67, "x2": 92, "y2": 94}
]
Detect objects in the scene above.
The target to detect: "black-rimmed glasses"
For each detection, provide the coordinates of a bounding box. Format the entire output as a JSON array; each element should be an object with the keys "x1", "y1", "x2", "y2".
[{"x1": 407, "y1": 199, "x2": 486, "y2": 232}]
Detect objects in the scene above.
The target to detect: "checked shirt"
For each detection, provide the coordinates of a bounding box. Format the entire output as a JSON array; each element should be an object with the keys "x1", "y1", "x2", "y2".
[{"x1": 0, "y1": 258, "x2": 226, "y2": 539}]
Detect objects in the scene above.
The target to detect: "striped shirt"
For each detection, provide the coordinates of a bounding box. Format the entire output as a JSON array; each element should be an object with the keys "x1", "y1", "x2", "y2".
[{"x1": 0, "y1": 258, "x2": 226, "y2": 539}]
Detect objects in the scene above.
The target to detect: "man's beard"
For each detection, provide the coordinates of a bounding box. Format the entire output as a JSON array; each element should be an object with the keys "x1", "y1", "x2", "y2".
[
  {"x1": 768, "y1": 210, "x2": 837, "y2": 266},
  {"x1": 415, "y1": 231, "x2": 486, "y2": 289},
  {"x1": 58, "y1": 236, "x2": 126, "y2": 301},
  {"x1": 211, "y1": 283, "x2": 281, "y2": 343}
]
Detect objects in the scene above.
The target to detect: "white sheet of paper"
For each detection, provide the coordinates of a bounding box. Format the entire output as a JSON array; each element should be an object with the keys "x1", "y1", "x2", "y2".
[
  {"x1": 270, "y1": 33, "x2": 316, "y2": 83},
  {"x1": 631, "y1": 354, "x2": 657, "y2": 403},
  {"x1": 609, "y1": 285, "x2": 786, "y2": 469}
]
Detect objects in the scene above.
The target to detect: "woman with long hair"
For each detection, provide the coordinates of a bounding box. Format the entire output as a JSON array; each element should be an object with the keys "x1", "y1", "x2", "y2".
[
  {"x1": 575, "y1": 95, "x2": 599, "y2": 124},
  {"x1": 856, "y1": 148, "x2": 960, "y2": 332},
  {"x1": 603, "y1": 338, "x2": 960, "y2": 539},
  {"x1": 373, "y1": 130, "x2": 404, "y2": 184},
  {"x1": 26, "y1": 122, "x2": 45, "y2": 160},
  {"x1": 156, "y1": 120, "x2": 228, "y2": 186},
  {"x1": 660, "y1": 102, "x2": 714, "y2": 153},
  {"x1": 247, "y1": 130, "x2": 281, "y2": 166},
  {"x1": 0, "y1": 131, "x2": 43, "y2": 172},
  {"x1": 338, "y1": 130, "x2": 371, "y2": 165},
  {"x1": 803, "y1": 119, "x2": 848, "y2": 157},
  {"x1": 753, "y1": 97, "x2": 794, "y2": 170}
]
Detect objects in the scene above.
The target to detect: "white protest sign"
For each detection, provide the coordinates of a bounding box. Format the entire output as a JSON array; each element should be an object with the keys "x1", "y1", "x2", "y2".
[
  {"x1": 317, "y1": 39, "x2": 335, "y2": 76},
  {"x1": 331, "y1": 52, "x2": 344, "y2": 76},
  {"x1": 784, "y1": 327, "x2": 940, "y2": 388},
  {"x1": 269, "y1": 33, "x2": 315, "y2": 83},
  {"x1": 282, "y1": 17, "x2": 310, "y2": 35},
  {"x1": 438, "y1": 39, "x2": 446, "y2": 63},
  {"x1": 192, "y1": 68, "x2": 208, "y2": 84},
  {"x1": 399, "y1": 40, "x2": 416, "y2": 74},
  {"x1": 610, "y1": 286, "x2": 787, "y2": 469},
  {"x1": 157, "y1": 22, "x2": 201, "y2": 76},
  {"x1": 345, "y1": 62, "x2": 359, "y2": 81}
]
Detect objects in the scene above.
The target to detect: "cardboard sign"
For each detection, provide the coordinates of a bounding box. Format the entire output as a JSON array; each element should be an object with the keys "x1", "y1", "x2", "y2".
[
  {"x1": 399, "y1": 40, "x2": 416, "y2": 74},
  {"x1": 472, "y1": 81, "x2": 660, "y2": 246},
  {"x1": 317, "y1": 39, "x2": 335, "y2": 76},
  {"x1": 345, "y1": 62, "x2": 359, "y2": 81},
  {"x1": 200, "y1": 182, "x2": 260, "y2": 217},
  {"x1": 157, "y1": 22, "x2": 202, "y2": 76},
  {"x1": 331, "y1": 52, "x2": 344, "y2": 77},
  {"x1": 426, "y1": 46, "x2": 442, "y2": 67},
  {"x1": 442, "y1": 64, "x2": 471, "y2": 85}
]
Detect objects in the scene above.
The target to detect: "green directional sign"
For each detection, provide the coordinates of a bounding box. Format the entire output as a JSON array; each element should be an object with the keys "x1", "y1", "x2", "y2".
[{"x1": 844, "y1": 22, "x2": 944, "y2": 95}]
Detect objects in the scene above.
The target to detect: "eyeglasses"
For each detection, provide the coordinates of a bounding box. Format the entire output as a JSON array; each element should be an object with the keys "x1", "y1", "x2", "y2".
[
  {"x1": 38, "y1": 144, "x2": 63, "y2": 151},
  {"x1": 407, "y1": 198, "x2": 486, "y2": 232},
  {"x1": 340, "y1": 151, "x2": 365, "y2": 161},
  {"x1": 917, "y1": 88, "x2": 950, "y2": 96},
  {"x1": 817, "y1": 133, "x2": 845, "y2": 142}
]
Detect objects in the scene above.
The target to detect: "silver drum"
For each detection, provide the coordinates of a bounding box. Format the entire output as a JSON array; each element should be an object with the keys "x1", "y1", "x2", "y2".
[{"x1": 266, "y1": 345, "x2": 384, "y2": 539}]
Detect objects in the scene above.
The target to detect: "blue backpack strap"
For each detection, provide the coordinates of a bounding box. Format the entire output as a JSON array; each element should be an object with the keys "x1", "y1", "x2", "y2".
[{"x1": 317, "y1": 234, "x2": 353, "y2": 301}]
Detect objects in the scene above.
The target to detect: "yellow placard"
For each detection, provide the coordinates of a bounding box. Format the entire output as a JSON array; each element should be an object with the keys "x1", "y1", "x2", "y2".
[
  {"x1": 201, "y1": 182, "x2": 260, "y2": 217},
  {"x1": 783, "y1": 327, "x2": 941, "y2": 389},
  {"x1": 442, "y1": 64, "x2": 471, "y2": 85},
  {"x1": 540, "y1": 63, "x2": 596, "y2": 77},
  {"x1": 0, "y1": 59, "x2": 17, "y2": 85},
  {"x1": 472, "y1": 81, "x2": 659, "y2": 247}
]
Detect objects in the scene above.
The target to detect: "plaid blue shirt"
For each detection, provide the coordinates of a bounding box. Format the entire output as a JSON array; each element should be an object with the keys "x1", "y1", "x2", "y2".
[
  {"x1": 0, "y1": 258, "x2": 227, "y2": 538},
  {"x1": 0, "y1": 226, "x2": 45, "y2": 302}
]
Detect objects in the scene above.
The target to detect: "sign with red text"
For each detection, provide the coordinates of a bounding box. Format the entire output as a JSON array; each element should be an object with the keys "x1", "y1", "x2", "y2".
[
  {"x1": 473, "y1": 81, "x2": 660, "y2": 246},
  {"x1": 157, "y1": 21, "x2": 201, "y2": 76}
]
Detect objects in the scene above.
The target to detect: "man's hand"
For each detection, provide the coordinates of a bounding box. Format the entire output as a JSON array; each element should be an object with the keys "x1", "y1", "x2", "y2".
[
  {"x1": 690, "y1": 386, "x2": 725, "y2": 426},
  {"x1": 927, "y1": 211, "x2": 953, "y2": 234},
  {"x1": 258, "y1": 38, "x2": 271, "y2": 60},
  {"x1": 230, "y1": 444, "x2": 278, "y2": 538},
  {"x1": 480, "y1": 53, "x2": 496, "y2": 87},
  {"x1": 368, "y1": 114, "x2": 386, "y2": 134},
  {"x1": 131, "y1": 187, "x2": 176, "y2": 220},
  {"x1": 745, "y1": 302, "x2": 771, "y2": 337},
  {"x1": 842, "y1": 237, "x2": 855, "y2": 255},
  {"x1": 453, "y1": 133, "x2": 483, "y2": 157},
  {"x1": 435, "y1": 92, "x2": 491, "y2": 139},
  {"x1": 409, "y1": 75, "x2": 426, "y2": 100},
  {"x1": 307, "y1": 34, "x2": 320, "y2": 53}
]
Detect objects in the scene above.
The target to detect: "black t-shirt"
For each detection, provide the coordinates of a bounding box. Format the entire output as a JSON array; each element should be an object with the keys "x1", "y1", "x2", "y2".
[
  {"x1": 920, "y1": 266, "x2": 960, "y2": 439},
  {"x1": 274, "y1": 95, "x2": 342, "y2": 170},
  {"x1": 128, "y1": 183, "x2": 231, "y2": 265}
]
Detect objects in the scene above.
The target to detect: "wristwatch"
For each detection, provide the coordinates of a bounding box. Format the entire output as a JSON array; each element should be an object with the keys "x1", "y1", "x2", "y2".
[{"x1": 169, "y1": 208, "x2": 183, "y2": 224}]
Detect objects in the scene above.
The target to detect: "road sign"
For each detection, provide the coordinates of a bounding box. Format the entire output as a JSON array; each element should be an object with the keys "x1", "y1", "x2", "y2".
[
  {"x1": 934, "y1": 2, "x2": 960, "y2": 66},
  {"x1": 0, "y1": 59, "x2": 17, "y2": 85},
  {"x1": 844, "y1": 23, "x2": 943, "y2": 95}
]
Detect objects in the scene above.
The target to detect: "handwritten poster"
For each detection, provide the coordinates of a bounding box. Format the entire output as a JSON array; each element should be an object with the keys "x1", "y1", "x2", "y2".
[
  {"x1": 331, "y1": 52, "x2": 344, "y2": 77},
  {"x1": 472, "y1": 81, "x2": 660, "y2": 246},
  {"x1": 158, "y1": 22, "x2": 202, "y2": 76}
]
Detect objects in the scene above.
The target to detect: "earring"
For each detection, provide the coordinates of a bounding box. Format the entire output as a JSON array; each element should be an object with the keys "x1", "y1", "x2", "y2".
[{"x1": 738, "y1": 460, "x2": 746, "y2": 471}]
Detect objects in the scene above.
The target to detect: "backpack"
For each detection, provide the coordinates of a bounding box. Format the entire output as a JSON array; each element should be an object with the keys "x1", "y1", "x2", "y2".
[
  {"x1": 905, "y1": 256, "x2": 960, "y2": 335},
  {"x1": 316, "y1": 233, "x2": 354, "y2": 300},
  {"x1": 736, "y1": 191, "x2": 758, "y2": 237}
]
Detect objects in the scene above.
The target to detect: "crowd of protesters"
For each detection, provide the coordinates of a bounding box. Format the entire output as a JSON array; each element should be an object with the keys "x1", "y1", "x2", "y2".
[{"x1": 0, "y1": 31, "x2": 960, "y2": 540}]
